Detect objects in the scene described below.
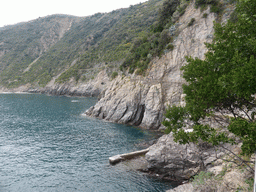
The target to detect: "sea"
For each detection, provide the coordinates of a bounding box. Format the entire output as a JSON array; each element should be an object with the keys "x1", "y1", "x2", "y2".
[{"x1": 0, "y1": 93, "x2": 176, "y2": 192}]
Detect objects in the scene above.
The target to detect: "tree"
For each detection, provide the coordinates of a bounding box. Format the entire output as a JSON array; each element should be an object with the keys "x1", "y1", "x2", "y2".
[
  {"x1": 163, "y1": 0, "x2": 256, "y2": 156},
  {"x1": 159, "y1": 0, "x2": 180, "y2": 26}
]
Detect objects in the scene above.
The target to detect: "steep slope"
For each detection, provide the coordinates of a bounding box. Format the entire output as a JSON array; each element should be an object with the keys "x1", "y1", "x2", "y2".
[
  {"x1": 86, "y1": 2, "x2": 219, "y2": 129},
  {"x1": 0, "y1": 0, "x2": 234, "y2": 131},
  {"x1": 0, "y1": 15, "x2": 81, "y2": 87},
  {"x1": 84, "y1": 2, "x2": 250, "y2": 190},
  {"x1": 0, "y1": 0, "x2": 162, "y2": 88},
  {"x1": 1, "y1": 0, "x2": 249, "y2": 190}
]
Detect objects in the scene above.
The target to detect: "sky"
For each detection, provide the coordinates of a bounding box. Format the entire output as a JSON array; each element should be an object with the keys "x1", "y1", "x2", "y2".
[{"x1": 0, "y1": 0, "x2": 148, "y2": 27}]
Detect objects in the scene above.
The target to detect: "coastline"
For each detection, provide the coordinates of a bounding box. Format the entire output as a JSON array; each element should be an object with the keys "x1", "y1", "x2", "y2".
[{"x1": 1, "y1": 86, "x2": 253, "y2": 192}]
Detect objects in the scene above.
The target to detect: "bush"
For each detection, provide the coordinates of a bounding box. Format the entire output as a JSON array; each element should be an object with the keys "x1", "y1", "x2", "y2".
[
  {"x1": 210, "y1": 4, "x2": 222, "y2": 14},
  {"x1": 166, "y1": 43, "x2": 174, "y2": 50},
  {"x1": 195, "y1": 0, "x2": 223, "y2": 15},
  {"x1": 203, "y1": 13, "x2": 208, "y2": 18},
  {"x1": 195, "y1": 0, "x2": 216, "y2": 7},
  {"x1": 111, "y1": 71, "x2": 118, "y2": 79},
  {"x1": 120, "y1": 0, "x2": 182, "y2": 75},
  {"x1": 245, "y1": 178, "x2": 254, "y2": 192},
  {"x1": 188, "y1": 18, "x2": 195, "y2": 26},
  {"x1": 159, "y1": 0, "x2": 180, "y2": 27},
  {"x1": 192, "y1": 171, "x2": 214, "y2": 186}
]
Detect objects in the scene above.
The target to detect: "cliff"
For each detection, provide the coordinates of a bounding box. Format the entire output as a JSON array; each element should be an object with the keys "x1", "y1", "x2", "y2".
[
  {"x1": 1, "y1": 1, "x2": 252, "y2": 191},
  {"x1": 85, "y1": 2, "x2": 216, "y2": 129},
  {"x1": 85, "y1": 2, "x2": 254, "y2": 191}
]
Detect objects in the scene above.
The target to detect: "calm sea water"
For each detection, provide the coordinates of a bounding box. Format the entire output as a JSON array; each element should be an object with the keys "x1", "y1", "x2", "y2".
[{"x1": 0, "y1": 93, "x2": 175, "y2": 192}]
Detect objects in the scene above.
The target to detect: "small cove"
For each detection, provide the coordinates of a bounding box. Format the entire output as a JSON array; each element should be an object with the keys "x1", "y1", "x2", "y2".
[{"x1": 0, "y1": 93, "x2": 176, "y2": 191}]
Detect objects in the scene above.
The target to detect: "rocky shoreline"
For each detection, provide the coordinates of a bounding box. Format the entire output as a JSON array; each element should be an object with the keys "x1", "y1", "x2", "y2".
[
  {"x1": 2, "y1": 85, "x2": 253, "y2": 191},
  {"x1": 1, "y1": 2, "x2": 217, "y2": 130},
  {"x1": 1, "y1": 2, "x2": 253, "y2": 191}
]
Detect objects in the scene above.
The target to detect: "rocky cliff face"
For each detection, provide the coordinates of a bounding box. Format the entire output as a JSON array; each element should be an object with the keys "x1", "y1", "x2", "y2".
[
  {"x1": 85, "y1": 3, "x2": 215, "y2": 129},
  {"x1": 0, "y1": 68, "x2": 110, "y2": 97},
  {"x1": 0, "y1": 1, "x2": 243, "y2": 189},
  {"x1": 145, "y1": 133, "x2": 227, "y2": 180},
  {"x1": 84, "y1": 3, "x2": 241, "y2": 188},
  {"x1": 1, "y1": 69, "x2": 110, "y2": 97}
]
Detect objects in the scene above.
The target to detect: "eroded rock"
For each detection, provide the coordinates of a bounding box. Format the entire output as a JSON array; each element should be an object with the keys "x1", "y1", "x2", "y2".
[
  {"x1": 85, "y1": 3, "x2": 216, "y2": 130},
  {"x1": 145, "y1": 133, "x2": 228, "y2": 181}
]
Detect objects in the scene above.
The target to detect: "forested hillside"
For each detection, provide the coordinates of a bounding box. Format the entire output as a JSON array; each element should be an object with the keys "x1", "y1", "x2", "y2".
[
  {"x1": 0, "y1": 0, "x2": 164, "y2": 88},
  {"x1": 0, "y1": 15, "x2": 80, "y2": 87},
  {"x1": 0, "y1": 0, "x2": 228, "y2": 90}
]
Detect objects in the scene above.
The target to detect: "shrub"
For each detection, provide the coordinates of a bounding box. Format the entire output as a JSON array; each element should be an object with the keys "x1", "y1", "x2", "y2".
[
  {"x1": 166, "y1": 43, "x2": 174, "y2": 50},
  {"x1": 159, "y1": 0, "x2": 180, "y2": 27},
  {"x1": 245, "y1": 178, "x2": 254, "y2": 192},
  {"x1": 203, "y1": 13, "x2": 208, "y2": 18},
  {"x1": 210, "y1": 4, "x2": 222, "y2": 14},
  {"x1": 188, "y1": 18, "x2": 195, "y2": 26},
  {"x1": 195, "y1": 0, "x2": 223, "y2": 15},
  {"x1": 120, "y1": 0, "x2": 182, "y2": 74},
  {"x1": 111, "y1": 71, "x2": 118, "y2": 79},
  {"x1": 195, "y1": 0, "x2": 216, "y2": 7},
  {"x1": 192, "y1": 171, "x2": 214, "y2": 186}
]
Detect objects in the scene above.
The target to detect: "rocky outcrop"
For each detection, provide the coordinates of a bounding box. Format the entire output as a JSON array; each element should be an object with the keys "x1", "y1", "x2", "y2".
[
  {"x1": 85, "y1": 76, "x2": 153, "y2": 126},
  {"x1": 38, "y1": 70, "x2": 110, "y2": 97},
  {"x1": 167, "y1": 159, "x2": 254, "y2": 192},
  {"x1": 167, "y1": 183, "x2": 194, "y2": 192},
  {"x1": 85, "y1": 3, "x2": 215, "y2": 129},
  {"x1": 0, "y1": 70, "x2": 110, "y2": 97},
  {"x1": 84, "y1": 4, "x2": 237, "y2": 188},
  {"x1": 144, "y1": 133, "x2": 227, "y2": 181},
  {"x1": 1, "y1": 2, "x2": 245, "y2": 191}
]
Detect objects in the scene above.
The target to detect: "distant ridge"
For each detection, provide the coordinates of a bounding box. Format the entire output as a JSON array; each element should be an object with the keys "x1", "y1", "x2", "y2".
[{"x1": 0, "y1": 0, "x2": 162, "y2": 88}]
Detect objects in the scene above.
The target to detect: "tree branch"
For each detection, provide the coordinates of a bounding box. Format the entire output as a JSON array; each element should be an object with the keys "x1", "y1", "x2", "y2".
[{"x1": 220, "y1": 145, "x2": 254, "y2": 173}]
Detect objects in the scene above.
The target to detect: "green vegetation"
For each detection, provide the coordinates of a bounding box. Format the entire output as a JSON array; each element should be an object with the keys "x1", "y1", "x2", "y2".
[
  {"x1": 245, "y1": 178, "x2": 254, "y2": 192},
  {"x1": 111, "y1": 71, "x2": 118, "y2": 79},
  {"x1": 191, "y1": 169, "x2": 226, "y2": 191},
  {"x1": 163, "y1": 0, "x2": 256, "y2": 158},
  {"x1": 202, "y1": 13, "x2": 208, "y2": 18},
  {"x1": 56, "y1": 0, "x2": 164, "y2": 82},
  {"x1": 195, "y1": 0, "x2": 224, "y2": 18},
  {"x1": 120, "y1": 0, "x2": 182, "y2": 74},
  {"x1": 0, "y1": 0, "x2": 163, "y2": 87},
  {"x1": 187, "y1": 18, "x2": 195, "y2": 26},
  {"x1": 0, "y1": 0, "x2": 234, "y2": 87},
  {"x1": 191, "y1": 166, "x2": 254, "y2": 191},
  {"x1": 0, "y1": 15, "x2": 81, "y2": 87},
  {"x1": 192, "y1": 171, "x2": 214, "y2": 186},
  {"x1": 0, "y1": 0, "x2": 186, "y2": 86},
  {"x1": 120, "y1": 30, "x2": 174, "y2": 74}
]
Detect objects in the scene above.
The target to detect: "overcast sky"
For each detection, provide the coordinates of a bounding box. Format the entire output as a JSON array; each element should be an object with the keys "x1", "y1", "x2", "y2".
[{"x1": 0, "y1": 0, "x2": 148, "y2": 27}]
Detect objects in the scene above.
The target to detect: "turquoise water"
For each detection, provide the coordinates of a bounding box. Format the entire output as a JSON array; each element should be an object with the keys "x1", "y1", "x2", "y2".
[{"x1": 0, "y1": 94, "x2": 174, "y2": 192}]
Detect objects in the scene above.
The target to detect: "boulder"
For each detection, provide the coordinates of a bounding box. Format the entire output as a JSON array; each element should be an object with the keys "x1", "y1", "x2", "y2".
[{"x1": 145, "y1": 134, "x2": 226, "y2": 181}]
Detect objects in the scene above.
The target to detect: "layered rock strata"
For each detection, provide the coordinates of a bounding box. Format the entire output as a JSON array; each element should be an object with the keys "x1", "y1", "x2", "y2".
[
  {"x1": 0, "y1": 70, "x2": 110, "y2": 97},
  {"x1": 39, "y1": 70, "x2": 110, "y2": 97},
  {"x1": 85, "y1": 3, "x2": 215, "y2": 129},
  {"x1": 145, "y1": 133, "x2": 227, "y2": 180}
]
